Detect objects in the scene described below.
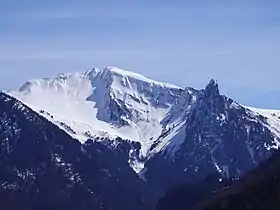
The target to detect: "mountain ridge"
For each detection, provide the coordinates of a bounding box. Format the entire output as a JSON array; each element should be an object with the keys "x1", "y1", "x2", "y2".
[
  {"x1": 6, "y1": 66, "x2": 280, "y2": 201},
  {"x1": 8, "y1": 66, "x2": 184, "y2": 173}
]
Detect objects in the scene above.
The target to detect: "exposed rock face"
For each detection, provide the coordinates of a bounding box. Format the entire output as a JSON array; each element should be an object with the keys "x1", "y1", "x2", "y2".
[{"x1": 144, "y1": 80, "x2": 279, "y2": 198}]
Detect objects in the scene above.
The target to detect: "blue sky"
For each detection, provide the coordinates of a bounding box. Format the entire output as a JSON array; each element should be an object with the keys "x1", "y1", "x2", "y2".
[{"x1": 0, "y1": 0, "x2": 280, "y2": 108}]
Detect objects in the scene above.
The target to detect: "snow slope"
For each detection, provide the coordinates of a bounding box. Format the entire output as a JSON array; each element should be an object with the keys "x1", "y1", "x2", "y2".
[
  {"x1": 8, "y1": 67, "x2": 182, "y2": 172},
  {"x1": 246, "y1": 106, "x2": 280, "y2": 148}
]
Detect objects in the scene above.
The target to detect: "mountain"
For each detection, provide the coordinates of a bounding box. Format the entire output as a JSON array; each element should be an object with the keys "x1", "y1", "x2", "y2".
[
  {"x1": 8, "y1": 67, "x2": 183, "y2": 173},
  {"x1": 7, "y1": 66, "x2": 280, "y2": 201},
  {"x1": 0, "y1": 92, "x2": 152, "y2": 210},
  {"x1": 144, "y1": 79, "x2": 280, "y2": 198}
]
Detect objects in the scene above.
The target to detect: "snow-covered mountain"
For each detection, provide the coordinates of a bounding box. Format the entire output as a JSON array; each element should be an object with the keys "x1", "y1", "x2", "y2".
[
  {"x1": 144, "y1": 79, "x2": 280, "y2": 197},
  {"x1": 7, "y1": 66, "x2": 280, "y2": 197},
  {"x1": 8, "y1": 67, "x2": 183, "y2": 172}
]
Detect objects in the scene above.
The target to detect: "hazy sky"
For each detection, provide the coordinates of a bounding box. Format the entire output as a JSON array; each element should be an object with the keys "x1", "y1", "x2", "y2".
[{"x1": 0, "y1": 0, "x2": 280, "y2": 108}]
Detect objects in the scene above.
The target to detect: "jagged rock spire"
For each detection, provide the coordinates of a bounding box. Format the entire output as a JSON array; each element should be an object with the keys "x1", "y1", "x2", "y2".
[{"x1": 204, "y1": 79, "x2": 220, "y2": 98}]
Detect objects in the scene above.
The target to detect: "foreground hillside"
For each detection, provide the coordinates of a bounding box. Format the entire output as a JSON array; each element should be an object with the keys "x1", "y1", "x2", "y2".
[
  {"x1": 194, "y1": 149, "x2": 280, "y2": 210},
  {"x1": 157, "y1": 148, "x2": 280, "y2": 210}
]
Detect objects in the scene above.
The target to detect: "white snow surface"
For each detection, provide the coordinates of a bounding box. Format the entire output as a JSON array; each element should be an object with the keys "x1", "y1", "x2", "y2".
[
  {"x1": 246, "y1": 106, "x2": 280, "y2": 149},
  {"x1": 8, "y1": 67, "x2": 182, "y2": 172}
]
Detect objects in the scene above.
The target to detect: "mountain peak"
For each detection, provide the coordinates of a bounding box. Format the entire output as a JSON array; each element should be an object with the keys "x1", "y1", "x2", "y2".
[
  {"x1": 99, "y1": 66, "x2": 180, "y2": 89},
  {"x1": 204, "y1": 78, "x2": 220, "y2": 97}
]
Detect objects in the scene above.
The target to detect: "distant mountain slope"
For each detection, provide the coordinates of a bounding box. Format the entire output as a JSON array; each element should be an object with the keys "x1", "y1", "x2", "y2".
[{"x1": 0, "y1": 92, "x2": 152, "y2": 210}]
